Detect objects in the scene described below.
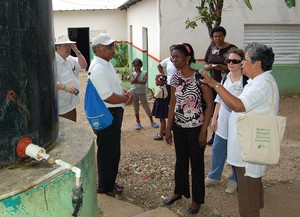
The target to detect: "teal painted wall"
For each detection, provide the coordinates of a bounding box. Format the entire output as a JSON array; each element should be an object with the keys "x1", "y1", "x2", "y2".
[
  {"x1": 272, "y1": 65, "x2": 300, "y2": 96},
  {"x1": 0, "y1": 142, "x2": 98, "y2": 217}
]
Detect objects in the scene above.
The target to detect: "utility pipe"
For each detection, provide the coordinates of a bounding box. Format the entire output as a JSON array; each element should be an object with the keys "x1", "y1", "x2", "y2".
[{"x1": 12, "y1": 137, "x2": 84, "y2": 216}]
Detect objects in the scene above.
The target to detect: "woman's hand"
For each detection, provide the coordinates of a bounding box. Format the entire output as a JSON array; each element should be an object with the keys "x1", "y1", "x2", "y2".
[
  {"x1": 165, "y1": 130, "x2": 173, "y2": 145},
  {"x1": 210, "y1": 118, "x2": 218, "y2": 132},
  {"x1": 199, "y1": 70, "x2": 219, "y2": 88},
  {"x1": 198, "y1": 129, "x2": 207, "y2": 149}
]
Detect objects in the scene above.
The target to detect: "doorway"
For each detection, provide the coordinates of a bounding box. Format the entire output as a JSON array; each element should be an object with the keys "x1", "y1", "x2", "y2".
[{"x1": 68, "y1": 27, "x2": 90, "y2": 67}]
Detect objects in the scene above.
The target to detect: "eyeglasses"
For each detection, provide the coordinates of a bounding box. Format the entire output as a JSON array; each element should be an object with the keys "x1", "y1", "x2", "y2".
[
  {"x1": 104, "y1": 43, "x2": 115, "y2": 49},
  {"x1": 225, "y1": 59, "x2": 242, "y2": 64}
]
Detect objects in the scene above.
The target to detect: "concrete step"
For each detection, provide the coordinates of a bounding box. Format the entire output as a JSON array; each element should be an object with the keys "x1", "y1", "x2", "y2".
[{"x1": 98, "y1": 194, "x2": 178, "y2": 217}]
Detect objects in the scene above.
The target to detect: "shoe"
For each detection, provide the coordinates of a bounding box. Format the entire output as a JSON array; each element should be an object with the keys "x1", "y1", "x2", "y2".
[
  {"x1": 153, "y1": 134, "x2": 163, "y2": 141},
  {"x1": 188, "y1": 207, "x2": 200, "y2": 214},
  {"x1": 225, "y1": 180, "x2": 237, "y2": 194},
  {"x1": 207, "y1": 133, "x2": 215, "y2": 145},
  {"x1": 163, "y1": 195, "x2": 182, "y2": 205},
  {"x1": 151, "y1": 122, "x2": 159, "y2": 128},
  {"x1": 114, "y1": 183, "x2": 124, "y2": 190},
  {"x1": 205, "y1": 177, "x2": 219, "y2": 187},
  {"x1": 135, "y1": 123, "x2": 142, "y2": 130},
  {"x1": 97, "y1": 187, "x2": 123, "y2": 196}
]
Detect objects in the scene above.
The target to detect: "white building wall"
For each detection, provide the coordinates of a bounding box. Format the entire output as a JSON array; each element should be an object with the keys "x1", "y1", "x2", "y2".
[
  {"x1": 126, "y1": 0, "x2": 160, "y2": 58},
  {"x1": 160, "y1": 0, "x2": 300, "y2": 59},
  {"x1": 159, "y1": 0, "x2": 209, "y2": 60},
  {"x1": 52, "y1": 0, "x2": 300, "y2": 61},
  {"x1": 53, "y1": 10, "x2": 127, "y2": 41},
  {"x1": 221, "y1": 0, "x2": 300, "y2": 50}
]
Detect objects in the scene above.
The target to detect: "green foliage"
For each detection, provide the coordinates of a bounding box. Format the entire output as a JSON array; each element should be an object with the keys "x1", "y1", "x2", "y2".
[
  {"x1": 121, "y1": 80, "x2": 132, "y2": 90},
  {"x1": 285, "y1": 0, "x2": 296, "y2": 8},
  {"x1": 115, "y1": 66, "x2": 132, "y2": 81},
  {"x1": 242, "y1": 0, "x2": 295, "y2": 11},
  {"x1": 185, "y1": 0, "x2": 224, "y2": 35},
  {"x1": 244, "y1": 0, "x2": 252, "y2": 10},
  {"x1": 114, "y1": 41, "x2": 128, "y2": 67}
]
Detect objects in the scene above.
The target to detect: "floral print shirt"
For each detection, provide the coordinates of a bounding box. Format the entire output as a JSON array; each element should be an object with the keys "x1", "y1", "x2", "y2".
[{"x1": 170, "y1": 70, "x2": 204, "y2": 128}]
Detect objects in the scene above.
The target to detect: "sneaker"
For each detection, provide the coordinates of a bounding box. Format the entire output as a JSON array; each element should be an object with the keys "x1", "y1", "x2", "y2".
[
  {"x1": 151, "y1": 122, "x2": 159, "y2": 128},
  {"x1": 205, "y1": 177, "x2": 220, "y2": 187},
  {"x1": 135, "y1": 123, "x2": 142, "y2": 130},
  {"x1": 153, "y1": 134, "x2": 163, "y2": 141},
  {"x1": 225, "y1": 180, "x2": 237, "y2": 194}
]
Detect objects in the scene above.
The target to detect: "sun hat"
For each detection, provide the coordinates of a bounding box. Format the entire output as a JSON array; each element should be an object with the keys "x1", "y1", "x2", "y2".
[
  {"x1": 92, "y1": 33, "x2": 116, "y2": 46},
  {"x1": 55, "y1": 35, "x2": 76, "y2": 45}
]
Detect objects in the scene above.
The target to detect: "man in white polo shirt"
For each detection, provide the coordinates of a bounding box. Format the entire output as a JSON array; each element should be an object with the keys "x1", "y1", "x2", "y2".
[{"x1": 88, "y1": 33, "x2": 131, "y2": 195}]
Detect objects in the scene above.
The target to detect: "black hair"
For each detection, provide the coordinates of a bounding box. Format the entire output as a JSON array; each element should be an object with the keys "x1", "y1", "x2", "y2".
[
  {"x1": 210, "y1": 26, "x2": 227, "y2": 38},
  {"x1": 245, "y1": 42, "x2": 275, "y2": 71},
  {"x1": 172, "y1": 43, "x2": 196, "y2": 65},
  {"x1": 170, "y1": 44, "x2": 176, "y2": 51},
  {"x1": 132, "y1": 58, "x2": 143, "y2": 67},
  {"x1": 155, "y1": 74, "x2": 167, "y2": 84}
]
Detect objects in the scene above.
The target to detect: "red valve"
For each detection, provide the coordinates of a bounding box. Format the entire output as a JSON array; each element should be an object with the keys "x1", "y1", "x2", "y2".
[{"x1": 16, "y1": 137, "x2": 32, "y2": 158}]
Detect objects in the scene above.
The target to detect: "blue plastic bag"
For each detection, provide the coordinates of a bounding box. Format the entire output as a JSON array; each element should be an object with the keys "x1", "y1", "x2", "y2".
[{"x1": 84, "y1": 79, "x2": 113, "y2": 131}]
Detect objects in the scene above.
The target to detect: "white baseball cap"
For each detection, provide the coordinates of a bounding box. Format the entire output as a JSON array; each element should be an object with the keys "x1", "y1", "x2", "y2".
[
  {"x1": 55, "y1": 35, "x2": 76, "y2": 45},
  {"x1": 92, "y1": 33, "x2": 115, "y2": 46}
]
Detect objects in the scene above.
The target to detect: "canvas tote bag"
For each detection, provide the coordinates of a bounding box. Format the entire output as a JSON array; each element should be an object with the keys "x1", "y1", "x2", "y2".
[{"x1": 236, "y1": 81, "x2": 287, "y2": 165}]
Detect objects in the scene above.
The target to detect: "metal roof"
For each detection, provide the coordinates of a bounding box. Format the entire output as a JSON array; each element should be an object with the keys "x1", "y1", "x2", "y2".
[{"x1": 52, "y1": 0, "x2": 142, "y2": 11}]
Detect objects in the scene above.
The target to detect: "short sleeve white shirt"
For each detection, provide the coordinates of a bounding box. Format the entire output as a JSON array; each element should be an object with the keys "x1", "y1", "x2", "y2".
[
  {"x1": 154, "y1": 85, "x2": 168, "y2": 99},
  {"x1": 89, "y1": 56, "x2": 125, "y2": 109},
  {"x1": 215, "y1": 72, "x2": 244, "y2": 139},
  {"x1": 55, "y1": 52, "x2": 84, "y2": 114},
  {"x1": 227, "y1": 71, "x2": 279, "y2": 178},
  {"x1": 160, "y1": 57, "x2": 177, "y2": 85}
]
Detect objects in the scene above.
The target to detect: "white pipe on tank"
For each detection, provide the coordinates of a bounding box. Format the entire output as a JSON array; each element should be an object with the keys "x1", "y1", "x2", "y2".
[
  {"x1": 11, "y1": 140, "x2": 82, "y2": 197},
  {"x1": 55, "y1": 159, "x2": 81, "y2": 187},
  {"x1": 20, "y1": 141, "x2": 82, "y2": 187},
  {"x1": 25, "y1": 144, "x2": 46, "y2": 161}
]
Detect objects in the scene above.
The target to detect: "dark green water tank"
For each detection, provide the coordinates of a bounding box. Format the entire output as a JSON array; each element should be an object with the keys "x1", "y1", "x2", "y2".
[{"x1": 0, "y1": 0, "x2": 58, "y2": 166}]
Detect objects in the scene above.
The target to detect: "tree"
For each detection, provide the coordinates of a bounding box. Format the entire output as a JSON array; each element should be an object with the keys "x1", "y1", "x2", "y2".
[
  {"x1": 185, "y1": 0, "x2": 296, "y2": 36},
  {"x1": 244, "y1": 0, "x2": 296, "y2": 10}
]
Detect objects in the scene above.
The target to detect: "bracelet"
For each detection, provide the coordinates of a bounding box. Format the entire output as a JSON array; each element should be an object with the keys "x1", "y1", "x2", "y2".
[
  {"x1": 62, "y1": 84, "x2": 66, "y2": 91},
  {"x1": 76, "y1": 51, "x2": 81, "y2": 56},
  {"x1": 214, "y1": 83, "x2": 221, "y2": 89}
]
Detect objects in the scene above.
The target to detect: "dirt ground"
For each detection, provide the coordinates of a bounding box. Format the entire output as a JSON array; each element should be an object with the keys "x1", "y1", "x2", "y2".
[{"x1": 77, "y1": 73, "x2": 300, "y2": 217}]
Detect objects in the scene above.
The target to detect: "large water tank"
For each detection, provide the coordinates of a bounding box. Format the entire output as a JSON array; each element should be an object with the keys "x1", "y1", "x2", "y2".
[{"x1": 0, "y1": 0, "x2": 58, "y2": 166}]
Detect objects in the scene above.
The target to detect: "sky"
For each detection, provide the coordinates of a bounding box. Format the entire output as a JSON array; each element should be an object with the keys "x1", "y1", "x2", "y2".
[{"x1": 52, "y1": 0, "x2": 129, "y2": 10}]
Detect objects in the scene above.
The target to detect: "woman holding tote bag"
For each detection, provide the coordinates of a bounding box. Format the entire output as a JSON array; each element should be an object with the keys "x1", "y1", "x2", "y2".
[{"x1": 200, "y1": 42, "x2": 281, "y2": 217}]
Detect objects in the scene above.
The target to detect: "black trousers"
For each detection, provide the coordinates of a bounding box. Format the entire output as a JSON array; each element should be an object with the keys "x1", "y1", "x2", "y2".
[
  {"x1": 96, "y1": 107, "x2": 124, "y2": 192},
  {"x1": 173, "y1": 125, "x2": 205, "y2": 204}
]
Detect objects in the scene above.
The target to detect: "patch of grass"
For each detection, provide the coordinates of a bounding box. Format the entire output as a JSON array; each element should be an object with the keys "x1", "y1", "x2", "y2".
[{"x1": 121, "y1": 81, "x2": 132, "y2": 90}]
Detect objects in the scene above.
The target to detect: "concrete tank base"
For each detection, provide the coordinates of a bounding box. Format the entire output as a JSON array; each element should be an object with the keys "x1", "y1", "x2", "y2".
[{"x1": 0, "y1": 118, "x2": 98, "y2": 217}]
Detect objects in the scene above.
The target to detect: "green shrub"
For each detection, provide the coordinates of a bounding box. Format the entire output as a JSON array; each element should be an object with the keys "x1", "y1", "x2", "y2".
[
  {"x1": 114, "y1": 41, "x2": 128, "y2": 67},
  {"x1": 115, "y1": 66, "x2": 132, "y2": 81}
]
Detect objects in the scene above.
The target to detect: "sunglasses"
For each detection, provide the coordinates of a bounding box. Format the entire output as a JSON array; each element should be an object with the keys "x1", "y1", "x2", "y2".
[
  {"x1": 225, "y1": 59, "x2": 242, "y2": 64},
  {"x1": 104, "y1": 43, "x2": 115, "y2": 49}
]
